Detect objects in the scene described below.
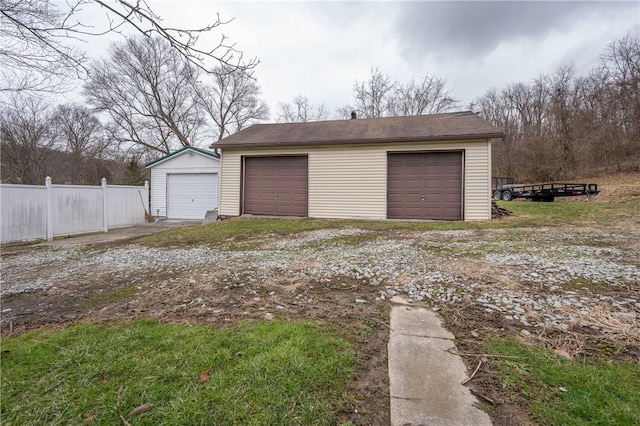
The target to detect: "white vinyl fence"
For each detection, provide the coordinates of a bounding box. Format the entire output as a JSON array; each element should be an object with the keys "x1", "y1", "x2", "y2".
[{"x1": 1, "y1": 177, "x2": 149, "y2": 244}]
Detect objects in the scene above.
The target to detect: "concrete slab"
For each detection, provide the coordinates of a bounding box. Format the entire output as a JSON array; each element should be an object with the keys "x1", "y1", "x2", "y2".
[
  {"x1": 390, "y1": 296, "x2": 454, "y2": 339},
  {"x1": 34, "y1": 220, "x2": 201, "y2": 247},
  {"x1": 388, "y1": 296, "x2": 492, "y2": 426}
]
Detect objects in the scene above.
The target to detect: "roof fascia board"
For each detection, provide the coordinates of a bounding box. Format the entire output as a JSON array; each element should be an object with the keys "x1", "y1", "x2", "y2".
[
  {"x1": 217, "y1": 134, "x2": 504, "y2": 150},
  {"x1": 145, "y1": 146, "x2": 220, "y2": 168}
]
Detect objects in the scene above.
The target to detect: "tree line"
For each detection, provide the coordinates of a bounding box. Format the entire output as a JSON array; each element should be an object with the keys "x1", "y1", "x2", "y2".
[
  {"x1": 1, "y1": 31, "x2": 459, "y2": 184},
  {"x1": 2, "y1": 2, "x2": 637, "y2": 184},
  {"x1": 472, "y1": 33, "x2": 639, "y2": 182},
  {"x1": 1, "y1": 0, "x2": 262, "y2": 184}
]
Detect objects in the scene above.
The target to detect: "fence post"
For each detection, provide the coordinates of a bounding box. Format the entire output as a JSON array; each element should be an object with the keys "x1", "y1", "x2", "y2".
[
  {"x1": 102, "y1": 178, "x2": 108, "y2": 233},
  {"x1": 45, "y1": 176, "x2": 53, "y2": 241}
]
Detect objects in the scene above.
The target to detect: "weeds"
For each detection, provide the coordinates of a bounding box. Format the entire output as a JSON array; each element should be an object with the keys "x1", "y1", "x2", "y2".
[{"x1": 489, "y1": 338, "x2": 640, "y2": 425}]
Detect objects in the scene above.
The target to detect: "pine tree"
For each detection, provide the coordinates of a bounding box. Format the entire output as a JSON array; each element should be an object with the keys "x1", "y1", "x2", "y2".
[{"x1": 123, "y1": 158, "x2": 147, "y2": 186}]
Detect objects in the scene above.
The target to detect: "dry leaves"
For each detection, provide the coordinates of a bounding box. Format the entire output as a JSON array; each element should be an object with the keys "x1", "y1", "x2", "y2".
[{"x1": 198, "y1": 369, "x2": 211, "y2": 384}]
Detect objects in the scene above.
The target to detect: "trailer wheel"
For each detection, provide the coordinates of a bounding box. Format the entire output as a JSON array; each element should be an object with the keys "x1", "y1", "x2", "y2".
[
  {"x1": 492, "y1": 190, "x2": 502, "y2": 200},
  {"x1": 501, "y1": 190, "x2": 513, "y2": 201}
]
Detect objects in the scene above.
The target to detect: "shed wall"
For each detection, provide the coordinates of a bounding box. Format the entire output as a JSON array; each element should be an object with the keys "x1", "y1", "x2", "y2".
[
  {"x1": 219, "y1": 139, "x2": 491, "y2": 221},
  {"x1": 149, "y1": 152, "x2": 219, "y2": 218}
]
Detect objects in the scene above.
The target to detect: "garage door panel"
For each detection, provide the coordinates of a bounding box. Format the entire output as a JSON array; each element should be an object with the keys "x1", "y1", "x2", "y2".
[
  {"x1": 167, "y1": 173, "x2": 218, "y2": 219},
  {"x1": 244, "y1": 156, "x2": 308, "y2": 216},
  {"x1": 387, "y1": 152, "x2": 463, "y2": 220},
  {"x1": 440, "y1": 193, "x2": 462, "y2": 203},
  {"x1": 263, "y1": 179, "x2": 278, "y2": 189}
]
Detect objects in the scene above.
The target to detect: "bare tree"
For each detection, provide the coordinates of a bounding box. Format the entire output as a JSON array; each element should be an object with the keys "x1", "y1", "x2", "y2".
[
  {"x1": 54, "y1": 103, "x2": 110, "y2": 183},
  {"x1": 545, "y1": 65, "x2": 579, "y2": 176},
  {"x1": 602, "y1": 32, "x2": 640, "y2": 152},
  {"x1": 193, "y1": 64, "x2": 269, "y2": 141},
  {"x1": 0, "y1": 0, "x2": 85, "y2": 94},
  {"x1": 277, "y1": 95, "x2": 328, "y2": 123},
  {"x1": 473, "y1": 33, "x2": 640, "y2": 182},
  {"x1": 84, "y1": 36, "x2": 205, "y2": 156},
  {"x1": 0, "y1": 95, "x2": 58, "y2": 184},
  {"x1": 352, "y1": 67, "x2": 395, "y2": 118},
  {"x1": 0, "y1": 0, "x2": 257, "y2": 95},
  {"x1": 342, "y1": 68, "x2": 458, "y2": 119},
  {"x1": 471, "y1": 88, "x2": 523, "y2": 179},
  {"x1": 389, "y1": 74, "x2": 459, "y2": 115}
]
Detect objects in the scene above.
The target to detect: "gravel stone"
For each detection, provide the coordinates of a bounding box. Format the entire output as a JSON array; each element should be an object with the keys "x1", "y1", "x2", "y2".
[{"x1": 2, "y1": 226, "x2": 639, "y2": 334}]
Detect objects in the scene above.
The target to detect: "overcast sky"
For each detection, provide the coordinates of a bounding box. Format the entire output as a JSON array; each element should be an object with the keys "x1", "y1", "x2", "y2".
[{"x1": 80, "y1": 1, "x2": 638, "y2": 119}]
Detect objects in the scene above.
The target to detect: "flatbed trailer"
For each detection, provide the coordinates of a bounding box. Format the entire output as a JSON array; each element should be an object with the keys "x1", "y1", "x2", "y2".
[{"x1": 492, "y1": 182, "x2": 600, "y2": 202}]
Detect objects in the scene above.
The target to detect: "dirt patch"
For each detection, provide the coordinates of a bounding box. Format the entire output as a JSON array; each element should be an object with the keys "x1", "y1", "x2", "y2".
[
  {"x1": 1, "y1": 256, "x2": 391, "y2": 425},
  {"x1": 437, "y1": 302, "x2": 536, "y2": 424},
  {"x1": 439, "y1": 297, "x2": 640, "y2": 425},
  {"x1": 337, "y1": 323, "x2": 390, "y2": 425}
]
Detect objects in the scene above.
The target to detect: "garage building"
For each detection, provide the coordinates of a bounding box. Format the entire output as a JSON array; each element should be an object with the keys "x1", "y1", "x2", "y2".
[
  {"x1": 214, "y1": 111, "x2": 504, "y2": 221},
  {"x1": 145, "y1": 146, "x2": 220, "y2": 220}
]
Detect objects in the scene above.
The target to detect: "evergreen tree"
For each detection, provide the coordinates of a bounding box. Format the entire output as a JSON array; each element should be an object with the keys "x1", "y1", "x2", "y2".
[{"x1": 123, "y1": 158, "x2": 147, "y2": 186}]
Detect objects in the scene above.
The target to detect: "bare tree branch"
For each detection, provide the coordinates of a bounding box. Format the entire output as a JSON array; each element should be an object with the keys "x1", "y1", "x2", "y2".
[
  {"x1": 472, "y1": 33, "x2": 640, "y2": 181},
  {"x1": 352, "y1": 67, "x2": 394, "y2": 118},
  {"x1": 84, "y1": 36, "x2": 205, "y2": 156},
  {"x1": 389, "y1": 74, "x2": 459, "y2": 116},
  {"x1": 193, "y1": 63, "x2": 269, "y2": 141},
  {"x1": 277, "y1": 95, "x2": 328, "y2": 123},
  {"x1": 0, "y1": 0, "x2": 258, "y2": 95},
  {"x1": 0, "y1": 94, "x2": 59, "y2": 183},
  {"x1": 54, "y1": 103, "x2": 111, "y2": 183}
]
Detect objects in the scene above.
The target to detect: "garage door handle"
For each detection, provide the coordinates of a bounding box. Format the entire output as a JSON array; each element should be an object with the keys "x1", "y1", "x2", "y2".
[
  {"x1": 274, "y1": 194, "x2": 278, "y2": 199},
  {"x1": 421, "y1": 196, "x2": 425, "y2": 201}
]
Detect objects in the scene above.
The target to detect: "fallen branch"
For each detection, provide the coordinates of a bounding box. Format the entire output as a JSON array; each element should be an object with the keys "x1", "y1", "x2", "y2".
[
  {"x1": 128, "y1": 402, "x2": 153, "y2": 417},
  {"x1": 461, "y1": 359, "x2": 482, "y2": 385},
  {"x1": 371, "y1": 386, "x2": 391, "y2": 397},
  {"x1": 284, "y1": 392, "x2": 302, "y2": 418},
  {"x1": 369, "y1": 316, "x2": 394, "y2": 331},
  {"x1": 471, "y1": 389, "x2": 496, "y2": 405}
]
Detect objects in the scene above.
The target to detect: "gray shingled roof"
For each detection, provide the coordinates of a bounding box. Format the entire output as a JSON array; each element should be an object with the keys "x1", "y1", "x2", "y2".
[{"x1": 213, "y1": 111, "x2": 504, "y2": 149}]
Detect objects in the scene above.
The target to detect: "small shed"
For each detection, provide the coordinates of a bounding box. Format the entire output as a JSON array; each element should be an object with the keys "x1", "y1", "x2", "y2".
[
  {"x1": 145, "y1": 146, "x2": 220, "y2": 219},
  {"x1": 213, "y1": 112, "x2": 504, "y2": 221}
]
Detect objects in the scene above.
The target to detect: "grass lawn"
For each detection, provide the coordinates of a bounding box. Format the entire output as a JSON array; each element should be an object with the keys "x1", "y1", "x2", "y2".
[
  {"x1": 139, "y1": 199, "x2": 639, "y2": 247},
  {"x1": 500, "y1": 199, "x2": 639, "y2": 225},
  {"x1": 3, "y1": 196, "x2": 638, "y2": 425},
  {"x1": 1, "y1": 319, "x2": 356, "y2": 425},
  {"x1": 488, "y1": 338, "x2": 640, "y2": 426}
]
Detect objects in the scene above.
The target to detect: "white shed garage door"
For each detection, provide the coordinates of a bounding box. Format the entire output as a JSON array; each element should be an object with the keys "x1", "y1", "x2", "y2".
[{"x1": 167, "y1": 173, "x2": 218, "y2": 219}]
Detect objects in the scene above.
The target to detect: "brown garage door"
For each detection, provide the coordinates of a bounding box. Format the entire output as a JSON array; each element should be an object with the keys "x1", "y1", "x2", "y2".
[
  {"x1": 387, "y1": 151, "x2": 463, "y2": 220},
  {"x1": 243, "y1": 156, "x2": 308, "y2": 216}
]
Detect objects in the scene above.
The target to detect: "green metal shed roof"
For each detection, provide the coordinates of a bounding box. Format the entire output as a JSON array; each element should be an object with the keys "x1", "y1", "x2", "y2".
[{"x1": 144, "y1": 146, "x2": 220, "y2": 168}]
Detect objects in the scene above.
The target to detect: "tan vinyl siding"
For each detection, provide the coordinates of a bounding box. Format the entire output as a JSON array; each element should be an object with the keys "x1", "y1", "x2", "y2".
[
  {"x1": 219, "y1": 139, "x2": 491, "y2": 221},
  {"x1": 309, "y1": 146, "x2": 386, "y2": 219},
  {"x1": 463, "y1": 141, "x2": 491, "y2": 220},
  {"x1": 219, "y1": 153, "x2": 242, "y2": 216}
]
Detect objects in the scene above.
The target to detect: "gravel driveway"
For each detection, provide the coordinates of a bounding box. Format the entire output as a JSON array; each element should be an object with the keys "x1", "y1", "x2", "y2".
[{"x1": 2, "y1": 225, "x2": 639, "y2": 341}]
